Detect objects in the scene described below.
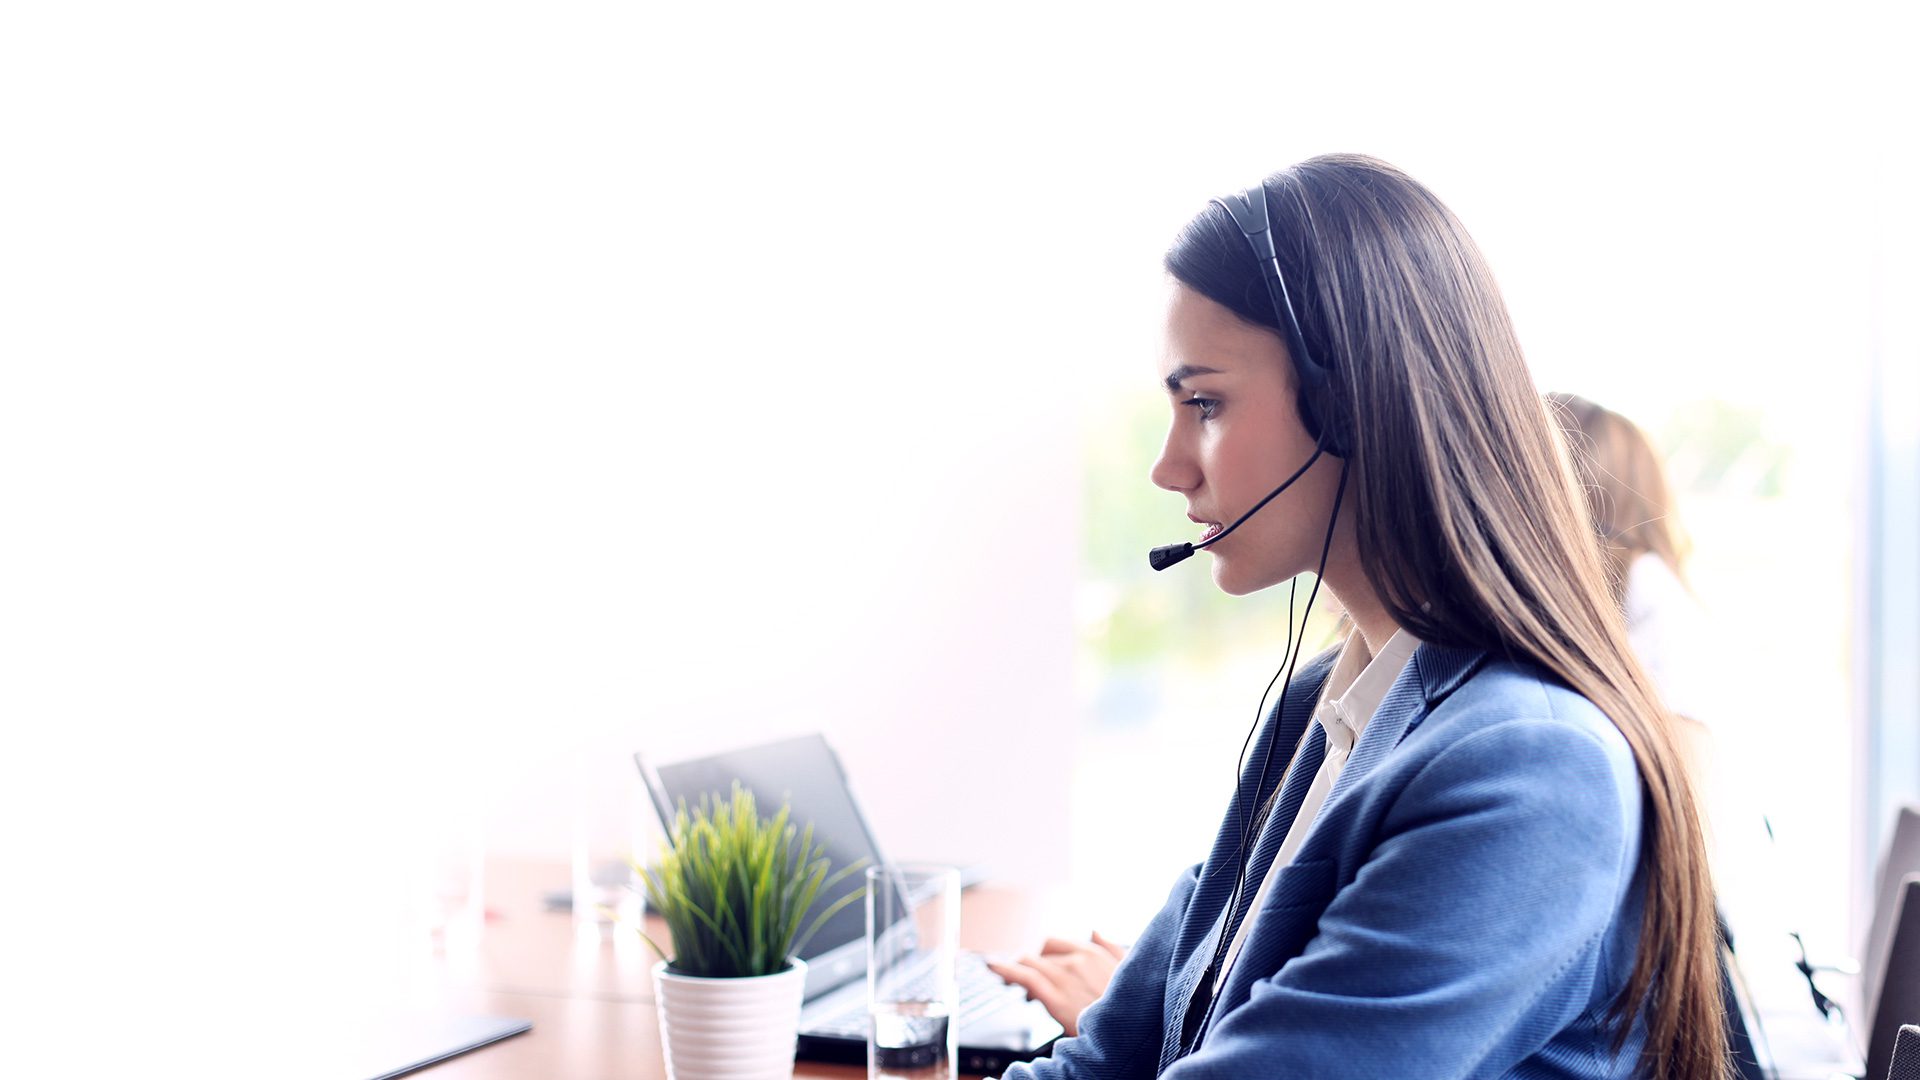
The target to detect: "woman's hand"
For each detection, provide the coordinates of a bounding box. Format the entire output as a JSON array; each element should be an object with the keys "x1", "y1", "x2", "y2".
[{"x1": 986, "y1": 932, "x2": 1129, "y2": 1037}]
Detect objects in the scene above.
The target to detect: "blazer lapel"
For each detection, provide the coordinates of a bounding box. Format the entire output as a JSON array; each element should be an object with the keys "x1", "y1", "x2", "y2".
[
  {"x1": 1178, "y1": 651, "x2": 1337, "y2": 946},
  {"x1": 1236, "y1": 725, "x2": 1328, "y2": 914},
  {"x1": 1159, "y1": 652, "x2": 1334, "y2": 1071},
  {"x1": 1178, "y1": 724, "x2": 1327, "y2": 1054},
  {"x1": 1310, "y1": 641, "x2": 1486, "y2": 824},
  {"x1": 1200, "y1": 642, "x2": 1489, "y2": 1035}
]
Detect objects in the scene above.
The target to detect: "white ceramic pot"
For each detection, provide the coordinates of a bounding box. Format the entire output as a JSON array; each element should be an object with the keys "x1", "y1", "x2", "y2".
[{"x1": 653, "y1": 957, "x2": 809, "y2": 1080}]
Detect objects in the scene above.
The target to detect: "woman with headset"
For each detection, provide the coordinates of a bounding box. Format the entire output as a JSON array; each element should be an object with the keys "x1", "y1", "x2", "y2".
[{"x1": 993, "y1": 156, "x2": 1727, "y2": 1079}]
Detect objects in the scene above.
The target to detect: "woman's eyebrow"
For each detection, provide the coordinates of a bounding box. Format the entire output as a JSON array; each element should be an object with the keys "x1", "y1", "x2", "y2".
[{"x1": 1164, "y1": 364, "x2": 1222, "y2": 392}]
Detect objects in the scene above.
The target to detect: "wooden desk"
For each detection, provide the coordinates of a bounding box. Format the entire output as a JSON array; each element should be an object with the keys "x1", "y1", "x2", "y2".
[{"x1": 413, "y1": 859, "x2": 1045, "y2": 1079}]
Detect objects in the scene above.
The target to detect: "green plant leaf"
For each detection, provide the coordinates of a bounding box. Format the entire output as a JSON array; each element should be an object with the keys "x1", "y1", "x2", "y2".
[{"x1": 631, "y1": 782, "x2": 867, "y2": 978}]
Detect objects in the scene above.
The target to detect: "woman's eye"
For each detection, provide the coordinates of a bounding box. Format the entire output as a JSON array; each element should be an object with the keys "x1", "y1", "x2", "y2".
[{"x1": 1181, "y1": 396, "x2": 1221, "y2": 421}]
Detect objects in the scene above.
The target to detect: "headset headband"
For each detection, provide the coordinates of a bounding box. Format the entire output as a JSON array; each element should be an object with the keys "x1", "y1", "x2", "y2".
[{"x1": 1212, "y1": 185, "x2": 1344, "y2": 455}]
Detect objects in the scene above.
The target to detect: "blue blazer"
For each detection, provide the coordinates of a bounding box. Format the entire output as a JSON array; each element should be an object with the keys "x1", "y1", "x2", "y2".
[{"x1": 1004, "y1": 643, "x2": 1649, "y2": 1079}]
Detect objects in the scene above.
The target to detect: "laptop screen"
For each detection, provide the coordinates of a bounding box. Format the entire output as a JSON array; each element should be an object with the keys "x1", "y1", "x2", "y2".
[{"x1": 640, "y1": 735, "x2": 884, "y2": 964}]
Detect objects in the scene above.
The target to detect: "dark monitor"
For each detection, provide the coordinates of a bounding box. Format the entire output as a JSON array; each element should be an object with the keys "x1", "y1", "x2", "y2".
[
  {"x1": 1868, "y1": 808, "x2": 1920, "y2": 1027},
  {"x1": 1868, "y1": 876, "x2": 1920, "y2": 1080}
]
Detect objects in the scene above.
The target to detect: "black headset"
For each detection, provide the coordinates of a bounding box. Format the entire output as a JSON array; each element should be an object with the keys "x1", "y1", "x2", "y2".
[
  {"x1": 1159, "y1": 181, "x2": 1354, "y2": 1059},
  {"x1": 1212, "y1": 183, "x2": 1348, "y2": 458}
]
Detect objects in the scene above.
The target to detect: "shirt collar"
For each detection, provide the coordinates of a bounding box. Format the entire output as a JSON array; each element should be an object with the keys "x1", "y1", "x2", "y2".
[{"x1": 1315, "y1": 627, "x2": 1421, "y2": 753}]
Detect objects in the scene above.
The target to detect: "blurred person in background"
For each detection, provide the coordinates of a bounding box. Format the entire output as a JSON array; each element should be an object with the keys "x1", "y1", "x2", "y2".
[
  {"x1": 1548, "y1": 393, "x2": 1712, "y2": 741},
  {"x1": 994, "y1": 155, "x2": 1727, "y2": 1080},
  {"x1": 1551, "y1": 392, "x2": 1795, "y2": 1048},
  {"x1": 1547, "y1": 393, "x2": 1766, "y2": 889},
  {"x1": 1548, "y1": 393, "x2": 1727, "y2": 828}
]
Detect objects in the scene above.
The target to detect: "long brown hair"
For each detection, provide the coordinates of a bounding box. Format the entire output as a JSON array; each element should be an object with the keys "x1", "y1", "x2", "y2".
[
  {"x1": 1549, "y1": 392, "x2": 1693, "y2": 606},
  {"x1": 1166, "y1": 155, "x2": 1727, "y2": 1079}
]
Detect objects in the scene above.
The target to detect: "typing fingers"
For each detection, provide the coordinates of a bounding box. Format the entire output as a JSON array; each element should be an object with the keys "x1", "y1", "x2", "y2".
[{"x1": 986, "y1": 959, "x2": 1075, "y2": 1036}]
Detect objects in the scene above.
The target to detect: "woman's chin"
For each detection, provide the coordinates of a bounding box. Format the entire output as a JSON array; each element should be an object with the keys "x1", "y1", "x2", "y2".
[
  {"x1": 1211, "y1": 556, "x2": 1299, "y2": 597},
  {"x1": 1209, "y1": 559, "x2": 1267, "y2": 597}
]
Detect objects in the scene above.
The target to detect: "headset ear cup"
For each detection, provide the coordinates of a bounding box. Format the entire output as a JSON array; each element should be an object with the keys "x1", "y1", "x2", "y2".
[
  {"x1": 1295, "y1": 387, "x2": 1325, "y2": 448},
  {"x1": 1320, "y1": 390, "x2": 1350, "y2": 459},
  {"x1": 1295, "y1": 364, "x2": 1347, "y2": 459}
]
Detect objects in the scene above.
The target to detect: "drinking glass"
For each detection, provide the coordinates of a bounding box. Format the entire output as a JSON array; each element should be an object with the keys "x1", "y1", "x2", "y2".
[{"x1": 866, "y1": 864, "x2": 960, "y2": 1080}]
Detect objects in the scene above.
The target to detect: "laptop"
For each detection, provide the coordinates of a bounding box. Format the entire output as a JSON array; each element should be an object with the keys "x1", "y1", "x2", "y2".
[{"x1": 635, "y1": 735, "x2": 1064, "y2": 1074}]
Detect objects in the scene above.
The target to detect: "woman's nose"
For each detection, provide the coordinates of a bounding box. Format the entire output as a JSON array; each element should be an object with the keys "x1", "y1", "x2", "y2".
[{"x1": 1150, "y1": 431, "x2": 1198, "y2": 493}]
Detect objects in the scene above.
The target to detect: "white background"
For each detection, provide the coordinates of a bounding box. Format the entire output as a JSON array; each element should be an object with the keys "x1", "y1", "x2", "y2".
[{"x1": 3, "y1": 1, "x2": 1913, "y2": 1073}]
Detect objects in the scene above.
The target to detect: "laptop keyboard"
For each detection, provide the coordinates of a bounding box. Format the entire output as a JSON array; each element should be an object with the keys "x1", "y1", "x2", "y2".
[{"x1": 806, "y1": 952, "x2": 1025, "y2": 1039}]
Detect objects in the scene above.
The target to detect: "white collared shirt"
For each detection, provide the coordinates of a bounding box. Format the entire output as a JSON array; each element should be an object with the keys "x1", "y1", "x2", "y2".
[{"x1": 1215, "y1": 626, "x2": 1421, "y2": 990}]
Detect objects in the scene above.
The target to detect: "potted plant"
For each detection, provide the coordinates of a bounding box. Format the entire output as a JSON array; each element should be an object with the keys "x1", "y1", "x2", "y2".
[{"x1": 636, "y1": 784, "x2": 865, "y2": 1080}]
